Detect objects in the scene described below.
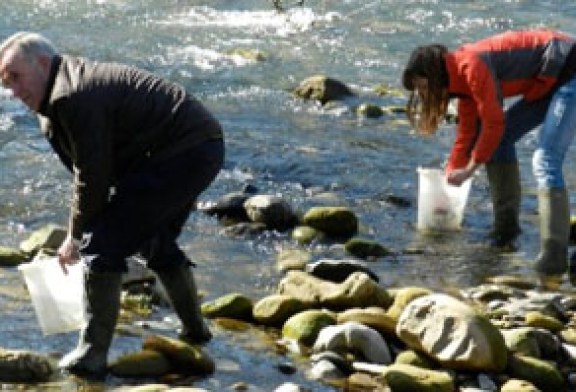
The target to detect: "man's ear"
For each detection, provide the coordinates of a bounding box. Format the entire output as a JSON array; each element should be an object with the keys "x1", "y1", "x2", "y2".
[{"x1": 37, "y1": 54, "x2": 52, "y2": 73}]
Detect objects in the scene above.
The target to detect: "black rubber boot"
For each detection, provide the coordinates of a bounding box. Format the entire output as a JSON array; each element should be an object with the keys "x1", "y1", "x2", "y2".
[
  {"x1": 59, "y1": 270, "x2": 122, "y2": 380},
  {"x1": 486, "y1": 161, "x2": 522, "y2": 252},
  {"x1": 155, "y1": 264, "x2": 212, "y2": 344}
]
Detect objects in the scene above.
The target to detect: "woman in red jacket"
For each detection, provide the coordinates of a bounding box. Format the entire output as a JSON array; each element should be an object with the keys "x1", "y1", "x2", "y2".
[{"x1": 403, "y1": 30, "x2": 576, "y2": 286}]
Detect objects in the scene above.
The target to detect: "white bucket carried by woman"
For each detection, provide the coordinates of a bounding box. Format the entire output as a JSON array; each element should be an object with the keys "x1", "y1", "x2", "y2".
[
  {"x1": 417, "y1": 167, "x2": 473, "y2": 232},
  {"x1": 18, "y1": 254, "x2": 86, "y2": 335}
]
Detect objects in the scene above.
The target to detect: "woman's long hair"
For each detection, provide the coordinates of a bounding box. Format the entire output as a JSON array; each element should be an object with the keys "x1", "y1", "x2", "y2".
[{"x1": 402, "y1": 44, "x2": 449, "y2": 134}]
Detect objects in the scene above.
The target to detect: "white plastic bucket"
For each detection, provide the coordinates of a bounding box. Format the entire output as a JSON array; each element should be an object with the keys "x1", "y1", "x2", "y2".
[
  {"x1": 417, "y1": 167, "x2": 473, "y2": 232},
  {"x1": 18, "y1": 255, "x2": 86, "y2": 335}
]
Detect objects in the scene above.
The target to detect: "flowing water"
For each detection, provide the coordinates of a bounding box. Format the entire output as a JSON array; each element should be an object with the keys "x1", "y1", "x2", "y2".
[{"x1": 1, "y1": 1, "x2": 576, "y2": 390}]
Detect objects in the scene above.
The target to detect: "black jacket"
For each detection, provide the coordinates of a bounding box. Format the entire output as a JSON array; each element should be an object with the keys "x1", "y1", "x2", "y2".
[{"x1": 37, "y1": 55, "x2": 223, "y2": 239}]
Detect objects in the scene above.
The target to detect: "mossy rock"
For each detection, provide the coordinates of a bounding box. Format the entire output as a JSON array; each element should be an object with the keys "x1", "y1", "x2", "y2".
[
  {"x1": 201, "y1": 292, "x2": 253, "y2": 321},
  {"x1": 344, "y1": 238, "x2": 389, "y2": 259},
  {"x1": 293, "y1": 75, "x2": 354, "y2": 105},
  {"x1": 382, "y1": 363, "x2": 454, "y2": 392},
  {"x1": 142, "y1": 334, "x2": 215, "y2": 375},
  {"x1": 302, "y1": 206, "x2": 358, "y2": 238},
  {"x1": 282, "y1": 309, "x2": 336, "y2": 346},
  {"x1": 507, "y1": 354, "x2": 565, "y2": 392},
  {"x1": 253, "y1": 294, "x2": 309, "y2": 327},
  {"x1": 110, "y1": 349, "x2": 171, "y2": 378},
  {"x1": 356, "y1": 103, "x2": 384, "y2": 118},
  {"x1": 19, "y1": 224, "x2": 66, "y2": 254},
  {"x1": 0, "y1": 246, "x2": 28, "y2": 267}
]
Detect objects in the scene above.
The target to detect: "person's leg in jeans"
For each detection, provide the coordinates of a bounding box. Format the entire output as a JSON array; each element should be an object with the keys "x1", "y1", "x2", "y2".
[
  {"x1": 486, "y1": 96, "x2": 551, "y2": 250},
  {"x1": 532, "y1": 77, "x2": 576, "y2": 285}
]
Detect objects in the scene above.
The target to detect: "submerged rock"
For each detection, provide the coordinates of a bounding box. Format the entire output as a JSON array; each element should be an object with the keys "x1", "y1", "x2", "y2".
[
  {"x1": 244, "y1": 194, "x2": 299, "y2": 231},
  {"x1": 302, "y1": 206, "x2": 358, "y2": 239},
  {"x1": 344, "y1": 238, "x2": 390, "y2": 259},
  {"x1": 293, "y1": 75, "x2": 354, "y2": 105}
]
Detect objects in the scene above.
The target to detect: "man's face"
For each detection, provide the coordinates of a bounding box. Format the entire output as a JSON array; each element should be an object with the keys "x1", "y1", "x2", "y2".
[{"x1": 0, "y1": 46, "x2": 50, "y2": 112}]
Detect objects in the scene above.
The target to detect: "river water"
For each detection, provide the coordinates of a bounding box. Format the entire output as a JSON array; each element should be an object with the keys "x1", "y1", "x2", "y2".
[{"x1": 1, "y1": 1, "x2": 576, "y2": 391}]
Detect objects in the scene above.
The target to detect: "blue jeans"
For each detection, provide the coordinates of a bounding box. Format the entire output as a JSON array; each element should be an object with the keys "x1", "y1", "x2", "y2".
[{"x1": 490, "y1": 75, "x2": 576, "y2": 189}]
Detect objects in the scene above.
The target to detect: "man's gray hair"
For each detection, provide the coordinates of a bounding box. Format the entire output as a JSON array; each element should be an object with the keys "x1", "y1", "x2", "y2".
[{"x1": 0, "y1": 31, "x2": 57, "y2": 60}]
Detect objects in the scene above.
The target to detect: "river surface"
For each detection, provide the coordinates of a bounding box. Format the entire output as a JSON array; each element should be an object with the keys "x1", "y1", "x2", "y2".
[{"x1": 1, "y1": 1, "x2": 576, "y2": 391}]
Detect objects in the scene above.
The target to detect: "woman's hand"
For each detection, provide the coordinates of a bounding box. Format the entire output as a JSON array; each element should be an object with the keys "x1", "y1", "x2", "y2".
[
  {"x1": 447, "y1": 168, "x2": 472, "y2": 186},
  {"x1": 57, "y1": 235, "x2": 81, "y2": 274},
  {"x1": 447, "y1": 159, "x2": 480, "y2": 186}
]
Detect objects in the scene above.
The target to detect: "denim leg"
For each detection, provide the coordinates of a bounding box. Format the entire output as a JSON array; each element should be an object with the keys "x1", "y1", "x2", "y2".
[
  {"x1": 532, "y1": 77, "x2": 576, "y2": 189},
  {"x1": 490, "y1": 96, "x2": 551, "y2": 163}
]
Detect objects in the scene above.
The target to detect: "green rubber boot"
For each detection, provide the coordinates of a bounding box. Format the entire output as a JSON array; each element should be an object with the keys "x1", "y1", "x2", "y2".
[
  {"x1": 59, "y1": 270, "x2": 122, "y2": 380},
  {"x1": 155, "y1": 264, "x2": 212, "y2": 344},
  {"x1": 486, "y1": 161, "x2": 522, "y2": 251},
  {"x1": 535, "y1": 188, "x2": 570, "y2": 289}
]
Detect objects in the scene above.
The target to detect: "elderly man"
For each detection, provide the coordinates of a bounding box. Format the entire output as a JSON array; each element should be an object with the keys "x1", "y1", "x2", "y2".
[{"x1": 0, "y1": 31, "x2": 224, "y2": 379}]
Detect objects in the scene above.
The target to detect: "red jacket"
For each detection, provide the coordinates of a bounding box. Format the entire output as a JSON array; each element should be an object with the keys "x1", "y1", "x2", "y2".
[{"x1": 445, "y1": 30, "x2": 576, "y2": 171}]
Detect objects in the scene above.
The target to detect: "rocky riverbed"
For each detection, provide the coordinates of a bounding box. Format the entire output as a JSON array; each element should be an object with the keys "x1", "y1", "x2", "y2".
[{"x1": 2, "y1": 192, "x2": 576, "y2": 392}]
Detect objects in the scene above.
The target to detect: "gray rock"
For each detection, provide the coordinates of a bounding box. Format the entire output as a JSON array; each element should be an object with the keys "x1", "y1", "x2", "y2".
[
  {"x1": 306, "y1": 258, "x2": 379, "y2": 283},
  {"x1": 396, "y1": 293, "x2": 508, "y2": 372},
  {"x1": 312, "y1": 321, "x2": 392, "y2": 364}
]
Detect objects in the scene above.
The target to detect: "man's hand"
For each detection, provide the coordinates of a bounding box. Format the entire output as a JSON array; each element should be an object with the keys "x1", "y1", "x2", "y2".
[{"x1": 57, "y1": 235, "x2": 81, "y2": 274}]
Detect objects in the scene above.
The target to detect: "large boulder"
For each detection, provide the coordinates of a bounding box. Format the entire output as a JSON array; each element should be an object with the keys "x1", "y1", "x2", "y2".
[{"x1": 396, "y1": 293, "x2": 508, "y2": 373}]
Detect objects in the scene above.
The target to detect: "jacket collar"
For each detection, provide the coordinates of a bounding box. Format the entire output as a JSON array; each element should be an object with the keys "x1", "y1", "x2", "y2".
[
  {"x1": 445, "y1": 52, "x2": 470, "y2": 98},
  {"x1": 38, "y1": 54, "x2": 61, "y2": 116}
]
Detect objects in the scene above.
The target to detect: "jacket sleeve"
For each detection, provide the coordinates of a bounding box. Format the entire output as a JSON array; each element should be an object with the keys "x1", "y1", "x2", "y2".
[
  {"x1": 447, "y1": 57, "x2": 504, "y2": 171},
  {"x1": 55, "y1": 96, "x2": 114, "y2": 240},
  {"x1": 446, "y1": 97, "x2": 478, "y2": 172},
  {"x1": 469, "y1": 65, "x2": 505, "y2": 164}
]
